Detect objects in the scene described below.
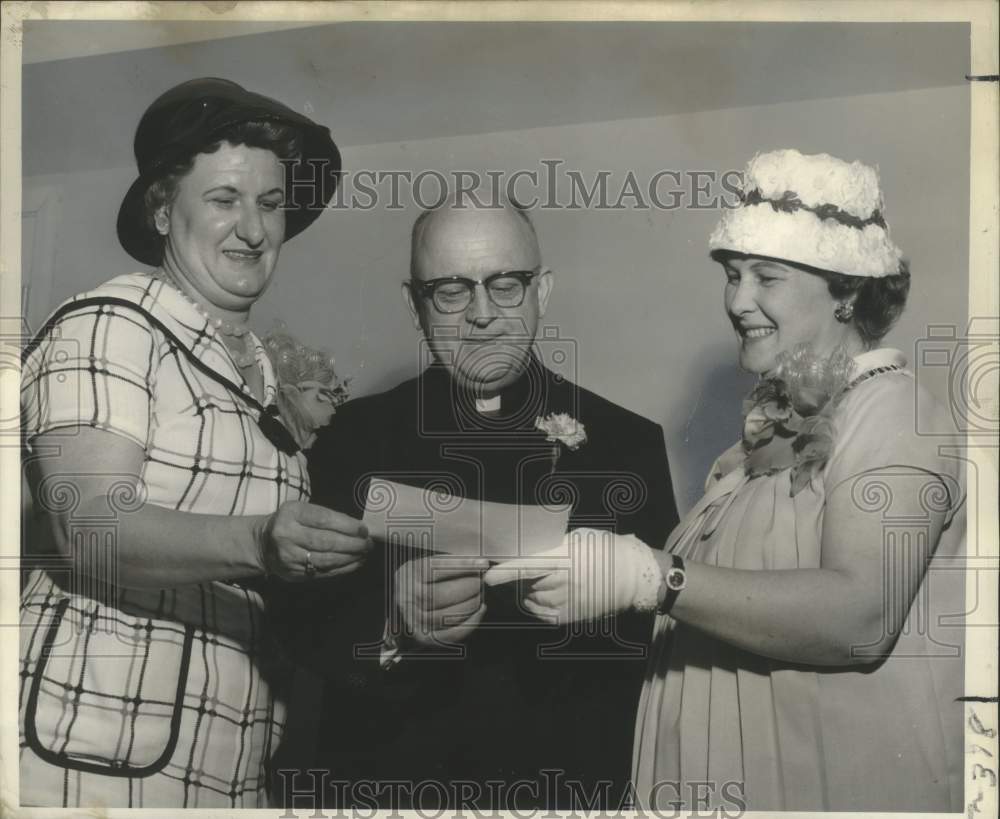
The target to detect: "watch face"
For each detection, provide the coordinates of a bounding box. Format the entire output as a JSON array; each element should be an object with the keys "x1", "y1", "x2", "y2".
[{"x1": 666, "y1": 567, "x2": 687, "y2": 591}]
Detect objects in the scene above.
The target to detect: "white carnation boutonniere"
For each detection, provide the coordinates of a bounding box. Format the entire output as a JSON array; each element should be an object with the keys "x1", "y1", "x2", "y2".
[{"x1": 535, "y1": 412, "x2": 587, "y2": 472}]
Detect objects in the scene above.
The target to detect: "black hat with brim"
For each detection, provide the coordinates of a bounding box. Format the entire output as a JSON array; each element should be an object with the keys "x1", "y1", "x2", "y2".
[{"x1": 116, "y1": 77, "x2": 341, "y2": 266}]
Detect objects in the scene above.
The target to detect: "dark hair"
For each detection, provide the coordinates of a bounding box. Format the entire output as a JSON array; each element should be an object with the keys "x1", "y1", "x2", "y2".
[
  {"x1": 142, "y1": 119, "x2": 303, "y2": 262},
  {"x1": 819, "y1": 261, "x2": 911, "y2": 346}
]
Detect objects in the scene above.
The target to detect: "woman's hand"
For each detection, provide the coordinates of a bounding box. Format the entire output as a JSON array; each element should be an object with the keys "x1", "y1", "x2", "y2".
[
  {"x1": 256, "y1": 501, "x2": 372, "y2": 581},
  {"x1": 483, "y1": 528, "x2": 662, "y2": 623},
  {"x1": 394, "y1": 556, "x2": 489, "y2": 646},
  {"x1": 24, "y1": 428, "x2": 372, "y2": 589}
]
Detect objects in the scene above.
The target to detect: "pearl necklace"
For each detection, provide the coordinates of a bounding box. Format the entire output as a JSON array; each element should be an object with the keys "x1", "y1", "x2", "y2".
[{"x1": 152, "y1": 270, "x2": 257, "y2": 368}]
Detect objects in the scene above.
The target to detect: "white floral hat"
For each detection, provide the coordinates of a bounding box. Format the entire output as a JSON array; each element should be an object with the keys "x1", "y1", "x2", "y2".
[{"x1": 709, "y1": 149, "x2": 904, "y2": 278}]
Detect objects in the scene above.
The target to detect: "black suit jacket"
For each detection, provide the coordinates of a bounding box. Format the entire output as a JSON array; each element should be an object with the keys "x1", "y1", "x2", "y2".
[{"x1": 270, "y1": 359, "x2": 678, "y2": 808}]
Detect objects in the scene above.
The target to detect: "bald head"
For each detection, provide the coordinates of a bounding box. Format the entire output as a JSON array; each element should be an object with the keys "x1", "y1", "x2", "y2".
[
  {"x1": 402, "y1": 195, "x2": 554, "y2": 396},
  {"x1": 410, "y1": 198, "x2": 541, "y2": 281}
]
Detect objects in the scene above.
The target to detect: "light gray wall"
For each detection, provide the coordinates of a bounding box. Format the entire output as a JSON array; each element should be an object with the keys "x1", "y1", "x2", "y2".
[
  {"x1": 21, "y1": 24, "x2": 970, "y2": 511},
  {"x1": 22, "y1": 21, "x2": 968, "y2": 175}
]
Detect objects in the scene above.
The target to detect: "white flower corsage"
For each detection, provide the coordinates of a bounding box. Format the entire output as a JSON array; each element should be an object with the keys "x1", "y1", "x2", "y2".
[
  {"x1": 535, "y1": 412, "x2": 587, "y2": 471},
  {"x1": 741, "y1": 345, "x2": 855, "y2": 495}
]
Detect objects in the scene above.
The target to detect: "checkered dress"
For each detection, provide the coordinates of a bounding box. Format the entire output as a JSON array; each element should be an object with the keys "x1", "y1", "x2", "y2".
[{"x1": 19, "y1": 273, "x2": 309, "y2": 808}]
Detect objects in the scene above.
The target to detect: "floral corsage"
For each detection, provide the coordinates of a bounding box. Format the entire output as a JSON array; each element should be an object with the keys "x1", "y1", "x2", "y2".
[
  {"x1": 535, "y1": 412, "x2": 587, "y2": 471},
  {"x1": 263, "y1": 323, "x2": 350, "y2": 450},
  {"x1": 741, "y1": 345, "x2": 855, "y2": 495}
]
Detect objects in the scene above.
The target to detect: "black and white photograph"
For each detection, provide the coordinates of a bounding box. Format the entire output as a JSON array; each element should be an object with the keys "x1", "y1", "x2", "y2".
[{"x1": 1, "y1": 2, "x2": 996, "y2": 817}]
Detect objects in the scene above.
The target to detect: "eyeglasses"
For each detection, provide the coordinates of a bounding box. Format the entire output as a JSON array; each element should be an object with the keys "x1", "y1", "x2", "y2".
[{"x1": 409, "y1": 269, "x2": 540, "y2": 314}]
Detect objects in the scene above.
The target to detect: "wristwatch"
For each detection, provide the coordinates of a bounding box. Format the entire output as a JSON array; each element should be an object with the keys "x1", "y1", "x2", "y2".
[{"x1": 657, "y1": 554, "x2": 687, "y2": 615}]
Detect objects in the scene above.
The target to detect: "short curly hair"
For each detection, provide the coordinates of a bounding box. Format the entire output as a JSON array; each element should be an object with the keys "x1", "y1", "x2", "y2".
[
  {"x1": 142, "y1": 119, "x2": 303, "y2": 264},
  {"x1": 819, "y1": 261, "x2": 911, "y2": 346}
]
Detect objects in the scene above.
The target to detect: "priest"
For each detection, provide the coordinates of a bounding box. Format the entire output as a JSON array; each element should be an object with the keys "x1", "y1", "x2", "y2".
[{"x1": 272, "y1": 196, "x2": 678, "y2": 810}]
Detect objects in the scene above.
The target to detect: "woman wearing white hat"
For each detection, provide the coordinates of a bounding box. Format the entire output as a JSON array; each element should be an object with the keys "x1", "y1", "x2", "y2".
[{"x1": 487, "y1": 149, "x2": 965, "y2": 811}]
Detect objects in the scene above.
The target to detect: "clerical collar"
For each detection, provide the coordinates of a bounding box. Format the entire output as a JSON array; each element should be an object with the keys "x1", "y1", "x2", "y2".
[
  {"x1": 475, "y1": 395, "x2": 501, "y2": 414},
  {"x1": 421, "y1": 355, "x2": 552, "y2": 431}
]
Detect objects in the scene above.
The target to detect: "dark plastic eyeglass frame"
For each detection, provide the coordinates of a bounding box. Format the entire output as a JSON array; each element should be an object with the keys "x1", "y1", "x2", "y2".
[{"x1": 408, "y1": 268, "x2": 541, "y2": 314}]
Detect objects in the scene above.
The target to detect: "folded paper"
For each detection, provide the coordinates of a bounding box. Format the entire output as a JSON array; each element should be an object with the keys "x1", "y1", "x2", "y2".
[{"x1": 362, "y1": 477, "x2": 571, "y2": 560}]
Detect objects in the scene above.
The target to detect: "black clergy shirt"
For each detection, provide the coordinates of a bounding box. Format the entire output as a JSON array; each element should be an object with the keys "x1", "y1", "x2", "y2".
[{"x1": 269, "y1": 357, "x2": 678, "y2": 809}]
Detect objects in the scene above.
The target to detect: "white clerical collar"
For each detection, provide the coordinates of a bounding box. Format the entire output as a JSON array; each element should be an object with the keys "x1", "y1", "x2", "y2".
[{"x1": 475, "y1": 395, "x2": 501, "y2": 413}]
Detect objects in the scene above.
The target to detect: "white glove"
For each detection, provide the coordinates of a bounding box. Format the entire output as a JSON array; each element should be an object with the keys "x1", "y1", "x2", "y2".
[{"x1": 483, "y1": 528, "x2": 662, "y2": 623}]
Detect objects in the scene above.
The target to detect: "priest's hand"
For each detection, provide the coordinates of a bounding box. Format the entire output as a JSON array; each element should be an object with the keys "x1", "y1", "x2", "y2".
[
  {"x1": 483, "y1": 528, "x2": 662, "y2": 622},
  {"x1": 394, "y1": 556, "x2": 489, "y2": 646}
]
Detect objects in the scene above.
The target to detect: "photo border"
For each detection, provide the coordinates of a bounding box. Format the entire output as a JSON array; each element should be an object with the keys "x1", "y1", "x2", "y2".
[{"x1": 1, "y1": 2, "x2": 996, "y2": 817}]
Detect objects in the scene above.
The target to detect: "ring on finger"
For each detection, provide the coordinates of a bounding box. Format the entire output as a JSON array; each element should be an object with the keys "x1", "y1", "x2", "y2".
[{"x1": 304, "y1": 551, "x2": 316, "y2": 578}]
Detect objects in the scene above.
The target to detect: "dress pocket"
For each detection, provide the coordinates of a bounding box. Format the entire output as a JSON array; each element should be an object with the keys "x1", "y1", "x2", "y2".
[{"x1": 23, "y1": 596, "x2": 194, "y2": 777}]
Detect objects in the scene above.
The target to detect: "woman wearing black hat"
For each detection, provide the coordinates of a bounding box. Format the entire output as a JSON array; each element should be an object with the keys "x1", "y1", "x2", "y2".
[{"x1": 19, "y1": 78, "x2": 370, "y2": 808}]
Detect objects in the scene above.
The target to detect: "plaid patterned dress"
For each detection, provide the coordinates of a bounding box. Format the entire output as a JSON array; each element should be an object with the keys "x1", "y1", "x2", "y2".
[{"x1": 19, "y1": 273, "x2": 309, "y2": 808}]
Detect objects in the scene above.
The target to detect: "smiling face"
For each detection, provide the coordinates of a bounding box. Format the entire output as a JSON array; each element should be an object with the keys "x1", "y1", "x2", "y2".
[
  {"x1": 721, "y1": 254, "x2": 862, "y2": 375},
  {"x1": 403, "y1": 206, "x2": 553, "y2": 396},
  {"x1": 155, "y1": 142, "x2": 285, "y2": 314}
]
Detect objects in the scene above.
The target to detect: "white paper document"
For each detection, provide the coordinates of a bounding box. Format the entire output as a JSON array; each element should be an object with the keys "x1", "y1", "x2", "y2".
[{"x1": 362, "y1": 477, "x2": 571, "y2": 560}]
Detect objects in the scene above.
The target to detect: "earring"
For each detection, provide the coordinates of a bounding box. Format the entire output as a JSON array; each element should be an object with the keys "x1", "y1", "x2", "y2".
[{"x1": 834, "y1": 302, "x2": 854, "y2": 323}]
